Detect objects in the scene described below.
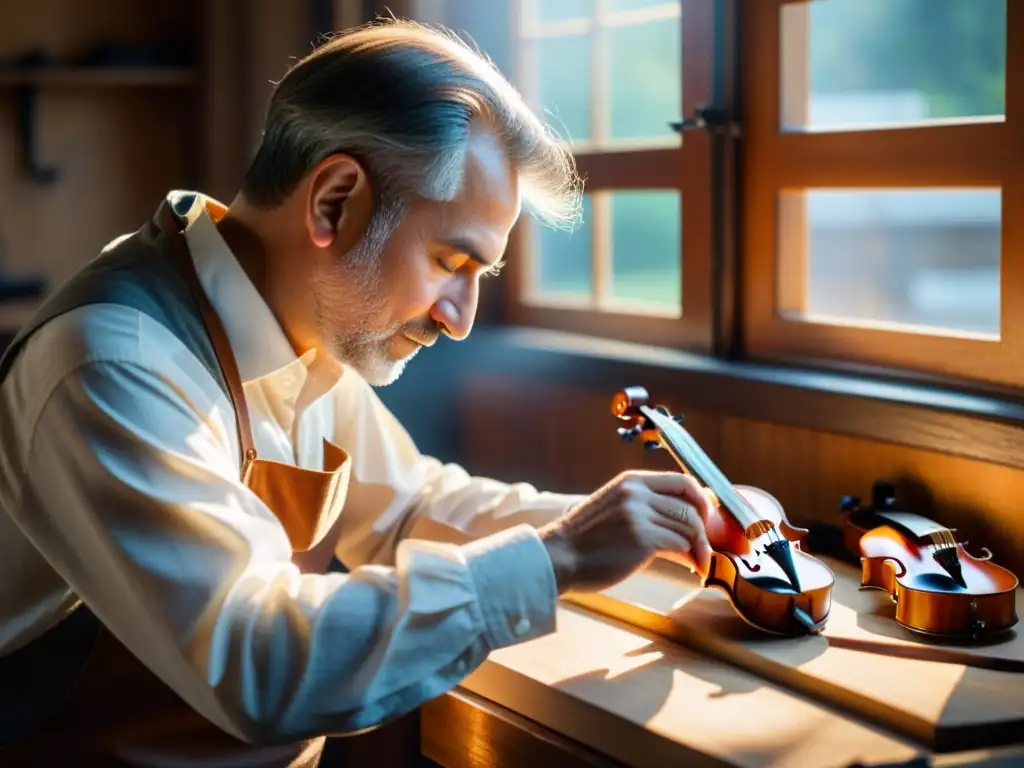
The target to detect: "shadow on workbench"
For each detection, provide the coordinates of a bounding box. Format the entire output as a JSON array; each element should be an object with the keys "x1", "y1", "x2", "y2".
[{"x1": 552, "y1": 642, "x2": 846, "y2": 767}]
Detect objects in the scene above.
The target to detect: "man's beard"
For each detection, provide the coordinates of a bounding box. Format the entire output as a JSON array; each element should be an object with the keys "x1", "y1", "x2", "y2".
[{"x1": 310, "y1": 241, "x2": 440, "y2": 386}]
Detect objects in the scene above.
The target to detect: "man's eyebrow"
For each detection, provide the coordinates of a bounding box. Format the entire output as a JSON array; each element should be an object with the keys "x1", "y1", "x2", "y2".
[{"x1": 442, "y1": 237, "x2": 493, "y2": 267}]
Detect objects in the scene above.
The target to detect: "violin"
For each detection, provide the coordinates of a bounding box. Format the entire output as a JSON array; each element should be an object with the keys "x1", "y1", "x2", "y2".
[
  {"x1": 839, "y1": 480, "x2": 1019, "y2": 639},
  {"x1": 613, "y1": 386, "x2": 834, "y2": 637}
]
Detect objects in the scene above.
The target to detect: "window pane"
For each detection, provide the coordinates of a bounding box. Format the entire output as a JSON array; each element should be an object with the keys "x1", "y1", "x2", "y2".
[
  {"x1": 534, "y1": 0, "x2": 593, "y2": 23},
  {"x1": 610, "y1": 191, "x2": 681, "y2": 311},
  {"x1": 608, "y1": 0, "x2": 674, "y2": 12},
  {"x1": 413, "y1": 0, "x2": 515, "y2": 77},
  {"x1": 606, "y1": 12, "x2": 681, "y2": 142},
  {"x1": 777, "y1": 189, "x2": 1001, "y2": 337},
  {"x1": 532, "y1": 196, "x2": 594, "y2": 299},
  {"x1": 533, "y1": 34, "x2": 592, "y2": 142},
  {"x1": 780, "y1": 0, "x2": 1006, "y2": 132}
]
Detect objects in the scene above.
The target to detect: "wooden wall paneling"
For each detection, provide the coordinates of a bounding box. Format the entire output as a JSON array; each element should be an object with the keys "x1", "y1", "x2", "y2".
[
  {"x1": 199, "y1": 0, "x2": 248, "y2": 203},
  {"x1": 333, "y1": 0, "x2": 371, "y2": 30},
  {"x1": 460, "y1": 374, "x2": 1024, "y2": 578},
  {"x1": 460, "y1": 374, "x2": 723, "y2": 495},
  {"x1": 0, "y1": 0, "x2": 199, "y2": 331},
  {"x1": 201, "y1": 0, "x2": 318, "y2": 203},
  {"x1": 241, "y1": 0, "x2": 316, "y2": 156},
  {"x1": 715, "y1": 416, "x2": 1024, "y2": 571}
]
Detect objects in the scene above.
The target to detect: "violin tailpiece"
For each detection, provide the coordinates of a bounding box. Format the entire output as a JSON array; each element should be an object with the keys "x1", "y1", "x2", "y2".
[
  {"x1": 933, "y1": 546, "x2": 967, "y2": 589},
  {"x1": 764, "y1": 539, "x2": 802, "y2": 593}
]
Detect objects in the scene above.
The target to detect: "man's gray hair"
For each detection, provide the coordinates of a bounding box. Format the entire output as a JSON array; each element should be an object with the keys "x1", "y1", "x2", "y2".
[{"x1": 242, "y1": 17, "x2": 582, "y2": 233}]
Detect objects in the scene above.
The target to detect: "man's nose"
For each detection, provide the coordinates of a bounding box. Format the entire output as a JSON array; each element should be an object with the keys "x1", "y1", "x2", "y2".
[{"x1": 429, "y1": 293, "x2": 477, "y2": 341}]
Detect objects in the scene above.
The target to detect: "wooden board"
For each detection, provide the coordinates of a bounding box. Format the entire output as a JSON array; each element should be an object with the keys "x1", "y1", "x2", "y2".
[
  {"x1": 565, "y1": 557, "x2": 1024, "y2": 753},
  {"x1": 934, "y1": 744, "x2": 1024, "y2": 767},
  {"x1": 460, "y1": 603, "x2": 925, "y2": 768}
]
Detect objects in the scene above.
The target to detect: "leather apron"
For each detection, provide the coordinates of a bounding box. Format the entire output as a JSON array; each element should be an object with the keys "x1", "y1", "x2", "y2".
[{"x1": 0, "y1": 202, "x2": 353, "y2": 766}]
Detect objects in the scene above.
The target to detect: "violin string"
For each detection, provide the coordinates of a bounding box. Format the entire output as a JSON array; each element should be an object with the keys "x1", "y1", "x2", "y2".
[{"x1": 660, "y1": 410, "x2": 793, "y2": 560}]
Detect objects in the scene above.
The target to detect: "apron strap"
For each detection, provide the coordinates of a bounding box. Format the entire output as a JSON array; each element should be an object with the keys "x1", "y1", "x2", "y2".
[{"x1": 155, "y1": 203, "x2": 257, "y2": 471}]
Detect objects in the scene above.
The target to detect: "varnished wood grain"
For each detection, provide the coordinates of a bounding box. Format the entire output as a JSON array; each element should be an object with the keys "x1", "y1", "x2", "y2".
[
  {"x1": 422, "y1": 689, "x2": 623, "y2": 768},
  {"x1": 320, "y1": 710, "x2": 432, "y2": 768}
]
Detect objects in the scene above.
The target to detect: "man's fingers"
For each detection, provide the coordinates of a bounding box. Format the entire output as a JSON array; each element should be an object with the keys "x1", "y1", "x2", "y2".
[
  {"x1": 647, "y1": 495, "x2": 712, "y2": 575},
  {"x1": 648, "y1": 526, "x2": 692, "y2": 558},
  {"x1": 649, "y1": 494, "x2": 708, "y2": 537},
  {"x1": 630, "y1": 472, "x2": 714, "y2": 515}
]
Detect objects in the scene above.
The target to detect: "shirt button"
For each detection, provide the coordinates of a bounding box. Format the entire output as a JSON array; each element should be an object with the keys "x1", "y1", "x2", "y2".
[{"x1": 514, "y1": 618, "x2": 531, "y2": 637}]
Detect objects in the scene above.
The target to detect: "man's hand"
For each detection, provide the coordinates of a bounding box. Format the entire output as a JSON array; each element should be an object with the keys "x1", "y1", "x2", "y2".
[{"x1": 538, "y1": 470, "x2": 713, "y2": 594}]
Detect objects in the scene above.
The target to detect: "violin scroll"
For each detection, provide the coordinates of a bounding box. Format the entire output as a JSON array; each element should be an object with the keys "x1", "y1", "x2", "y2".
[
  {"x1": 610, "y1": 386, "x2": 650, "y2": 417},
  {"x1": 612, "y1": 387, "x2": 682, "y2": 450}
]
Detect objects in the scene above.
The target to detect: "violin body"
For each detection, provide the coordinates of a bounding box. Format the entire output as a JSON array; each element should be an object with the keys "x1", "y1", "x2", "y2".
[
  {"x1": 613, "y1": 386, "x2": 834, "y2": 637},
  {"x1": 700, "y1": 485, "x2": 835, "y2": 637},
  {"x1": 840, "y1": 481, "x2": 1019, "y2": 639}
]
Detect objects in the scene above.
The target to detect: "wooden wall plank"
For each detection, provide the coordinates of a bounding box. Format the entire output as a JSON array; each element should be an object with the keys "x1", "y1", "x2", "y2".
[{"x1": 460, "y1": 373, "x2": 1024, "y2": 579}]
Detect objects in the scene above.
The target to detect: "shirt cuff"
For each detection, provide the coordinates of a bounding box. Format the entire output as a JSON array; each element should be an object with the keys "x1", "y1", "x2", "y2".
[{"x1": 462, "y1": 523, "x2": 558, "y2": 650}]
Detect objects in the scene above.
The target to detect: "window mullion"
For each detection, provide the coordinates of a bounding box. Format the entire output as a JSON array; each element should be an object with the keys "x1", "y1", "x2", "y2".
[{"x1": 592, "y1": 0, "x2": 611, "y2": 305}]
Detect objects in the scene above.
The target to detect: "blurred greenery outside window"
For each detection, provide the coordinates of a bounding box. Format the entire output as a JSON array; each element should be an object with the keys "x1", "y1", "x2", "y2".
[{"x1": 777, "y1": 0, "x2": 1006, "y2": 339}]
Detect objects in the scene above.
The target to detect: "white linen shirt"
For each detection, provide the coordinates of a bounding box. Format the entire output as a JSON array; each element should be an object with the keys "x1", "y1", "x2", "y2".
[{"x1": 0, "y1": 194, "x2": 580, "y2": 743}]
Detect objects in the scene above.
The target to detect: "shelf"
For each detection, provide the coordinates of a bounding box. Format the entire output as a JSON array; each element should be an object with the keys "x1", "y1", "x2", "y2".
[{"x1": 0, "y1": 67, "x2": 197, "y2": 88}]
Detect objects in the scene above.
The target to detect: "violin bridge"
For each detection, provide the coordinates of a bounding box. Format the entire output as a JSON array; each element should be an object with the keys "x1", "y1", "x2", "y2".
[{"x1": 743, "y1": 520, "x2": 775, "y2": 541}]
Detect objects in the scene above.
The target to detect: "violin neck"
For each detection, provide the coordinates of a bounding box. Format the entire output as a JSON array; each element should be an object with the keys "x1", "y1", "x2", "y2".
[{"x1": 644, "y1": 407, "x2": 755, "y2": 527}]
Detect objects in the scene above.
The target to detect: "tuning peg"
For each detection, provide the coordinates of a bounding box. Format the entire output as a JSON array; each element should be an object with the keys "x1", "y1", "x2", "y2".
[
  {"x1": 839, "y1": 495, "x2": 860, "y2": 513},
  {"x1": 872, "y1": 480, "x2": 896, "y2": 510},
  {"x1": 617, "y1": 426, "x2": 640, "y2": 442},
  {"x1": 643, "y1": 440, "x2": 661, "y2": 451}
]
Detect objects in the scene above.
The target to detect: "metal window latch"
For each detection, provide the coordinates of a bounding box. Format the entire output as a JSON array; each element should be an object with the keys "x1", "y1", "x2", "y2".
[{"x1": 670, "y1": 105, "x2": 741, "y2": 138}]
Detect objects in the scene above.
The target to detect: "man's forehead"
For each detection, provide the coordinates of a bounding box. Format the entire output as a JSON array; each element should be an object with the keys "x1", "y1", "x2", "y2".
[{"x1": 457, "y1": 128, "x2": 520, "y2": 206}]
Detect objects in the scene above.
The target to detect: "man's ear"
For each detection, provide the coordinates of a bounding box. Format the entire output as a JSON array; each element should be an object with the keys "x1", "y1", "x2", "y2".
[{"x1": 305, "y1": 154, "x2": 374, "y2": 252}]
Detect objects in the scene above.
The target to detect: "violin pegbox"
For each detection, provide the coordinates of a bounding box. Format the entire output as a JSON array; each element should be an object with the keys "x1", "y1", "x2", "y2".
[{"x1": 611, "y1": 386, "x2": 681, "y2": 450}]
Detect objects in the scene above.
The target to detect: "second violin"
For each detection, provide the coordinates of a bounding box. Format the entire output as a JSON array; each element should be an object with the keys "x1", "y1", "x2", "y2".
[
  {"x1": 839, "y1": 480, "x2": 1019, "y2": 639},
  {"x1": 613, "y1": 386, "x2": 834, "y2": 637}
]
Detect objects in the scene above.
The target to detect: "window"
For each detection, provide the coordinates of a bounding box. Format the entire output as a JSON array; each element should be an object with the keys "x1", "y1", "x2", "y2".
[
  {"x1": 411, "y1": 0, "x2": 717, "y2": 348},
  {"x1": 743, "y1": 0, "x2": 1019, "y2": 388}
]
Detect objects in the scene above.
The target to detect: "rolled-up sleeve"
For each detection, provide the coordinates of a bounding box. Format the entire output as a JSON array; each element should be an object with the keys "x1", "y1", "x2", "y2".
[{"x1": 2, "y1": 342, "x2": 560, "y2": 743}]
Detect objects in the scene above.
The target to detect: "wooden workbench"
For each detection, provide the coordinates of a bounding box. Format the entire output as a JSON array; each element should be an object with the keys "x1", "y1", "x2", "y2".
[{"x1": 420, "y1": 557, "x2": 1024, "y2": 767}]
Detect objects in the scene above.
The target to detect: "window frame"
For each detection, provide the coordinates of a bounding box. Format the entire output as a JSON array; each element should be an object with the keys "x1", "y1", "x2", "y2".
[
  {"x1": 501, "y1": 0, "x2": 718, "y2": 352},
  {"x1": 740, "y1": 0, "x2": 1024, "y2": 390}
]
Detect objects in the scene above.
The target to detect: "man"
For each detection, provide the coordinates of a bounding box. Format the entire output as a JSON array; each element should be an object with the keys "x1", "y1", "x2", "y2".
[{"x1": 0, "y1": 18, "x2": 711, "y2": 766}]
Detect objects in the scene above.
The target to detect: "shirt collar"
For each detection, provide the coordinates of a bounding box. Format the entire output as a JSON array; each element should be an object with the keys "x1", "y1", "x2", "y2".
[{"x1": 176, "y1": 193, "x2": 344, "y2": 400}]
